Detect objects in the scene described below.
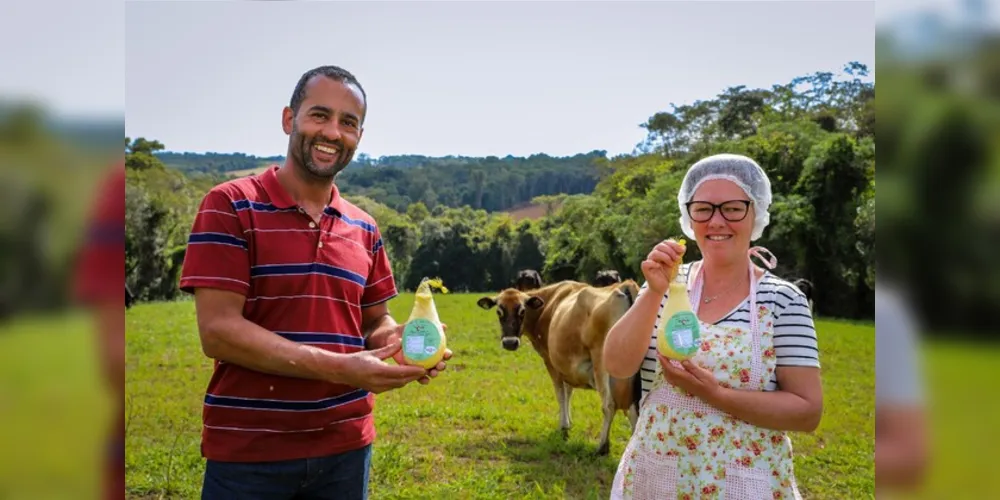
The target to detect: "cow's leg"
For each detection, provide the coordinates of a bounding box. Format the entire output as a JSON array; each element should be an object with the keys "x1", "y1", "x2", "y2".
[
  {"x1": 562, "y1": 382, "x2": 574, "y2": 435},
  {"x1": 627, "y1": 403, "x2": 639, "y2": 433},
  {"x1": 545, "y1": 363, "x2": 571, "y2": 439},
  {"x1": 591, "y1": 349, "x2": 616, "y2": 456},
  {"x1": 594, "y1": 373, "x2": 616, "y2": 456}
]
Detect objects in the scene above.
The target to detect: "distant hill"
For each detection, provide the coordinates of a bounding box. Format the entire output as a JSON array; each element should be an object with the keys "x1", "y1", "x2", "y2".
[
  {"x1": 49, "y1": 117, "x2": 124, "y2": 152},
  {"x1": 156, "y1": 151, "x2": 283, "y2": 175},
  {"x1": 156, "y1": 150, "x2": 606, "y2": 213}
]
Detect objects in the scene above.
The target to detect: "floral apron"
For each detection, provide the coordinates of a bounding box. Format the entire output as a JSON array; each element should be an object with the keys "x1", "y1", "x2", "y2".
[{"x1": 611, "y1": 251, "x2": 802, "y2": 500}]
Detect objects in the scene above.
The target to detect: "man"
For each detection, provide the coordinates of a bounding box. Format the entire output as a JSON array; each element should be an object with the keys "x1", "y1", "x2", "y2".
[
  {"x1": 179, "y1": 65, "x2": 451, "y2": 499},
  {"x1": 73, "y1": 160, "x2": 126, "y2": 500}
]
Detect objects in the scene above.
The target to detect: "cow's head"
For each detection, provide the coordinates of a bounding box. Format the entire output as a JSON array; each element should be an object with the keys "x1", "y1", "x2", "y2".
[
  {"x1": 514, "y1": 269, "x2": 543, "y2": 292},
  {"x1": 477, "y1": 289, "x2": 545, "y2": 351},
  {"x1": 593, "y1": 269, "x2": 622, "y2": 287}
]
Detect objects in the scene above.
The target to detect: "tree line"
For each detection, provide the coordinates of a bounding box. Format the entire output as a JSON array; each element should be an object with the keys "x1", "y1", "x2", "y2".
[
  {"x1": 158, "y1": 149, "x2": 606, "y2": 213},
  {"x1": 126, "y1": 62, "x2": 877, "y2": 323}
]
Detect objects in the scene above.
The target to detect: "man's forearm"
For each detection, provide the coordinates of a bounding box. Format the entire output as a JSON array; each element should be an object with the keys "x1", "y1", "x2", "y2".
[
  {"x1": 201, "y1": 315, "x2": 349, "y2": 384},
  {"x1": 364, "y1": 313, "x2": 400, "y2": 350}
]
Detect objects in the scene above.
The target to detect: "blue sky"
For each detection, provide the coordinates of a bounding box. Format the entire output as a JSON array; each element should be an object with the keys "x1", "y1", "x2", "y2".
[{"x1": 123, "y1": 1, "x2": 874, "y2": 158}]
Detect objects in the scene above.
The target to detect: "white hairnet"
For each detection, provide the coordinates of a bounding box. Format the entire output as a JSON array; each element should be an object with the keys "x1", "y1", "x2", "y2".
[{"x1": 677, "y1": 153, "x2": 772, "y2": 241}]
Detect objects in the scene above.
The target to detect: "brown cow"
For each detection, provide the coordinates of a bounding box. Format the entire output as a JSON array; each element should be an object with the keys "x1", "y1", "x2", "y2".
[{"x1": 477, "y1": 280, "x2": 641, "y2": 455}]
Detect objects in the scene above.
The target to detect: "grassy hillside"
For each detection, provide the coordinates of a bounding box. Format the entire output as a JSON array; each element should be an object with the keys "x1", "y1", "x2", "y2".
[{"x1": 124, "y1": 294, "x2": 875, "y2": 499}]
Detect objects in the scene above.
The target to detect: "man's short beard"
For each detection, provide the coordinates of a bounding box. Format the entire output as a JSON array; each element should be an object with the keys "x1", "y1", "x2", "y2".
[
  {"x1": 291, "y1": 127, "x2": 351, "y2": 179},
  {"x1": 302, "y1": 153, "x2": 345, "y2": 179}
]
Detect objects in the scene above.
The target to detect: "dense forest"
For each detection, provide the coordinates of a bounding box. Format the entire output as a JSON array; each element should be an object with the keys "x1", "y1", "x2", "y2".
[{"x1": 126, "y1": 61, "x2": 881, "y2": 324}]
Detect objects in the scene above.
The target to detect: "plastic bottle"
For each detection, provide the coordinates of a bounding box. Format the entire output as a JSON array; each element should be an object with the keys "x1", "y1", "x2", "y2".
[
  {"x1": 656, "y1": 239, "x2": 701, "y2": 361},
  {"x1": 401, "y1": 277, "x2": 449, "y2": 369}
]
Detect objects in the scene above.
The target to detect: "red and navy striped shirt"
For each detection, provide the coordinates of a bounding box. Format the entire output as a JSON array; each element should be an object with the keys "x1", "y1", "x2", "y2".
[{"x1": 179, "y1": 165, "x2": 397, "y2": 462}]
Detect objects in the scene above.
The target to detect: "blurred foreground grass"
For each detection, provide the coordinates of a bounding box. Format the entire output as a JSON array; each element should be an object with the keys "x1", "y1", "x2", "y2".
[
  {"x1": 907, "y1": 339, "x2": 1000, "y2": 499},
  {"x1": 0, "y1": 313, "x2": 113, "y2": 500}
]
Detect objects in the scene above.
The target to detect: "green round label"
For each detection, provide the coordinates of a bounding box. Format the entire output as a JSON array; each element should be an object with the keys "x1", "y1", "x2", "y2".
[
  {"x1": 664, "y1": 311, "x2": 700, "y2": 355},
  {"x1": 402, "y1": 318, "x2": 442, "y2": 361}
]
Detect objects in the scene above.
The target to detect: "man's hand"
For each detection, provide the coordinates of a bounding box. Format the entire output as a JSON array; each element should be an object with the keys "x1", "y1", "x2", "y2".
[
  {"x1": 380, "y1": 323, "x2": 453, "y2": 385},
  {"x1": 338, "y1": 342, "x2": 428, "y2": 394}
]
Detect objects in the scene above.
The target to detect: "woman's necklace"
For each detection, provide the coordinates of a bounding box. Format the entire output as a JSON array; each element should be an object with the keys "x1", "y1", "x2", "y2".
[{"x1": 701, "y1": 275, "x2": 747, "y2": 304}]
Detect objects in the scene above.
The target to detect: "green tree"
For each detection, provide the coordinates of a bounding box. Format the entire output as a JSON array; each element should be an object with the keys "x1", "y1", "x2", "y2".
[
  {"x1": 794, "y1": 134, "x2": 871, "y2": 317},
  {"x1": 406, "y1": 201, "x2": 430, "y2": 224}
]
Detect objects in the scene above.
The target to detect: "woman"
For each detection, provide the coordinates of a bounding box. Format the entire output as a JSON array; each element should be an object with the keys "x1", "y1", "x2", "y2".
[{"x1": 604, "y1": 154, "x2": 823, "y2": 499}]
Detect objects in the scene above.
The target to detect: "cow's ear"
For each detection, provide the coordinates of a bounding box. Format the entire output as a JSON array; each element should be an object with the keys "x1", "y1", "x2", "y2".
[
  {"x1": 526, "y1": 296, "x2": 544, "y2": 310},
  {"x1": 477, "y1": 297, "x2": 497, "y2": 310}
]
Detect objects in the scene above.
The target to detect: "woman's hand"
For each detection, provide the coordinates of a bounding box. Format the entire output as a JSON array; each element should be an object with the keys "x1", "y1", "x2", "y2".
[
  {"x1": 659, "y1": 355, "x2": 721, "y2": 403},
  {"x1": 641, "y1": 239, "x2": 686, "y2": 295}
]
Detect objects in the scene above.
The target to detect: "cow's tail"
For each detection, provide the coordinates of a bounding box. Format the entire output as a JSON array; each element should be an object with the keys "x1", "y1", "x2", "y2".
[{"x1": 631, "y1": 369, "x2": 642, "y2": 413}]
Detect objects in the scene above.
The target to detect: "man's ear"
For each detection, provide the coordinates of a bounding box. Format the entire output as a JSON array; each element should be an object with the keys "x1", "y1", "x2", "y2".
[
  {"x1": 477, "y1": 297, "x2": 496, "y2": 310},
  {"x1": 282, "y1": 106, "x2": 294, "y2": 135},
  {"x1": 526, "y1": 296, "x2": 544, "y2": 310}
]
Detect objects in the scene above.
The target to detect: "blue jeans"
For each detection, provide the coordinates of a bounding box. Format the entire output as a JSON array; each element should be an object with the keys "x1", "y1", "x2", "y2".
[{"x1": 201, "y1": 444, "x2": 372, "y2": 500}]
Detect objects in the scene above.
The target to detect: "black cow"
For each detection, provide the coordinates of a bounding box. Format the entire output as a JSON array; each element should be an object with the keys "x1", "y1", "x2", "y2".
[
  {"x1": 514, "y1": 269, "x2": 543, "y2": 291},
  {"x1": 593, "y1": 270, "x2": 622, "y2": 287},
  {"x1": 792, "y1": 278, "x2": 814, "y2": 313}
]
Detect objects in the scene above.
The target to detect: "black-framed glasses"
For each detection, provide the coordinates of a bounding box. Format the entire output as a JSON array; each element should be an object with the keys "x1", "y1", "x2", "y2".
[{"x1": 685, "y1": 200, "x2": 752, "y2": 223}]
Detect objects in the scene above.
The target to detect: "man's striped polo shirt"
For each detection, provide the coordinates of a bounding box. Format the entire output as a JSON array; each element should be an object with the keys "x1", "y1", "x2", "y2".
[{"x1": 179, "y1": 165, "x2": 398, "y2": 463}]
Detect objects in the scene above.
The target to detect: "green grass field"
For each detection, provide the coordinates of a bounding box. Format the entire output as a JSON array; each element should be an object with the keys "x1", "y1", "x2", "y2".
[
  {"x1": 3, "y1": 296, "x2": 993, "y2": 499},
  {"x1": 123, "y1": 293, "x2": 875, "y2": 499}
]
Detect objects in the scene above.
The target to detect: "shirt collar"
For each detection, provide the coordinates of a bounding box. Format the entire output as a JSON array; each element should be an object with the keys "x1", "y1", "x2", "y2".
[{"x1": 260, "y1": 165, "x2": 347, "y2": 216}]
